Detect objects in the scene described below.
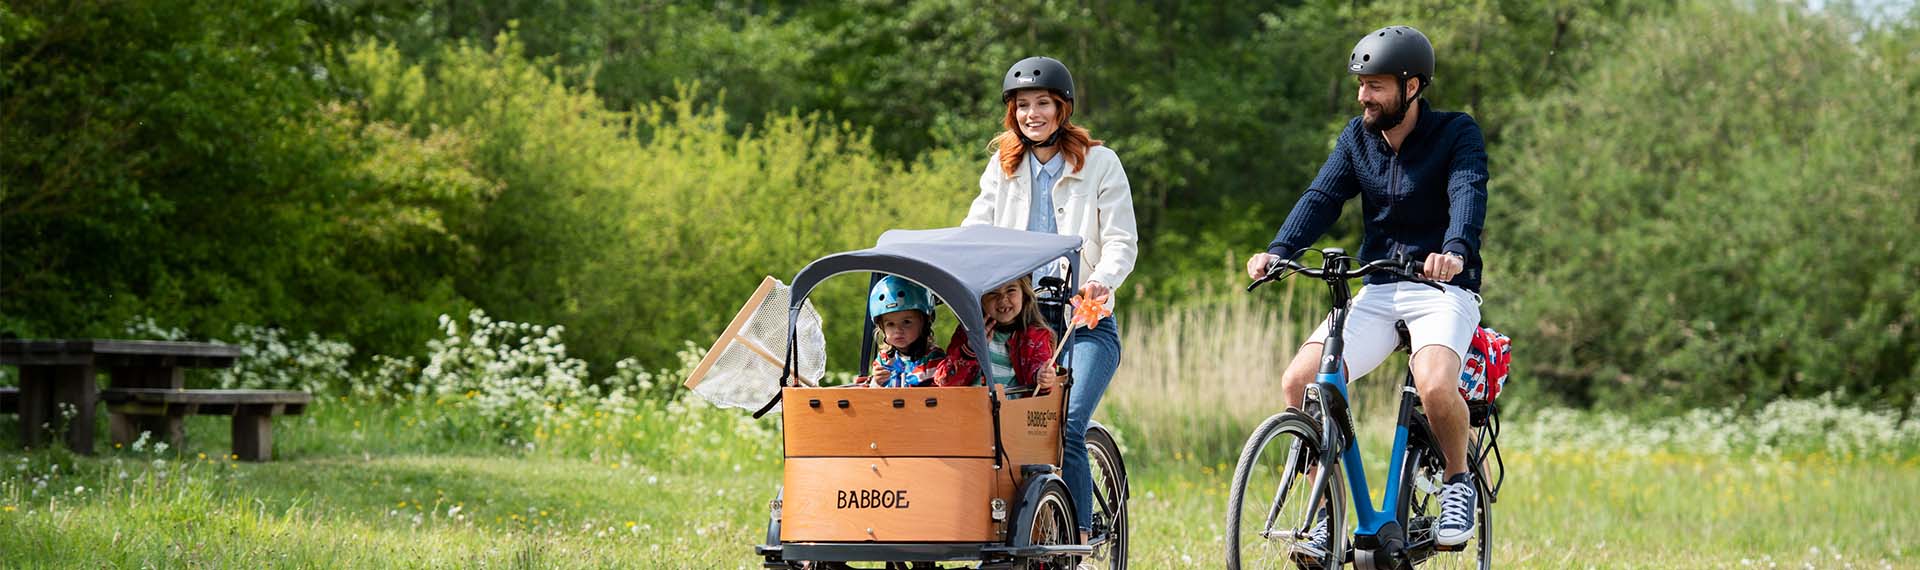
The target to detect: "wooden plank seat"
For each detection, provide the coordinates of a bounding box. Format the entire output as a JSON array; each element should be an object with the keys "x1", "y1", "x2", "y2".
[{"x1": 100, "y1": 388, "x2": 310, "y2": 462}]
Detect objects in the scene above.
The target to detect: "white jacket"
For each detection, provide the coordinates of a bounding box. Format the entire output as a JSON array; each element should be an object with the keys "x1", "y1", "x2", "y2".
[{"x1": 963, "y1": 145, "x2": 1140, "y2": 294}]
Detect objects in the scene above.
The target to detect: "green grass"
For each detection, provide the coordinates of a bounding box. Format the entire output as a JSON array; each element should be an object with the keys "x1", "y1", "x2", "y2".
[{"x1": 4, "y1": 398, "x2": 1917, "y2": 568}]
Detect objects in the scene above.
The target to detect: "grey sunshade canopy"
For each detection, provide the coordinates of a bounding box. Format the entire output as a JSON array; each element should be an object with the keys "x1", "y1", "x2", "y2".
[{"x1": 786, "y1": 226, "x2": 1083, "y2": 382}]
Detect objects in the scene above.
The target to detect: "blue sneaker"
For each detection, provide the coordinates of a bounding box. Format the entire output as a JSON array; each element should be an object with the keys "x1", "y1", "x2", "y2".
[
  {"x1": 1290, "y1": 510, "x2": 1331, "y2": 565},
  {"x1": 1435, "y1": 473, "x2": 1477, "y2": 546}
]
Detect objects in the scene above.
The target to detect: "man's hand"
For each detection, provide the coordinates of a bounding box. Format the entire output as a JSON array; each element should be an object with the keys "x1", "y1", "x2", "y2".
[
  {"x1": 1423, "y1": 252, "x2": 1464, "y2": 282},
  {"x1": 1247, "y1": 253, "x2": 1281, "y2": 280}
]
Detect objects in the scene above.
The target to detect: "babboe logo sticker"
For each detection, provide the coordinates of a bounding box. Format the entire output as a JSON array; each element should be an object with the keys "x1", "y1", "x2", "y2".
[
  {"x1": 837, "y1": 489, "x2": 911, "y2": 509},
  {"x1": 1027, "y1": 410, "x2": 1057, "y2": 428}
]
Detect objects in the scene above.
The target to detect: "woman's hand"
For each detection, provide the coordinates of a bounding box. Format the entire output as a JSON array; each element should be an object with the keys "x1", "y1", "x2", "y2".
[
  {"x1": 1035, "y1": 366, "x2": 1060, "y2": 395},
  {"x1": 1081, "y1": 280, "x2": 1113, "y2": 304}
]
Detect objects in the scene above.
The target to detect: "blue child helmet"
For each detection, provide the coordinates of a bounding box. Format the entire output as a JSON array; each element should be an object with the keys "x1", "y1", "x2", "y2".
[{"x1": 869, "y1": 275, "x2": 935, "y2": 322}]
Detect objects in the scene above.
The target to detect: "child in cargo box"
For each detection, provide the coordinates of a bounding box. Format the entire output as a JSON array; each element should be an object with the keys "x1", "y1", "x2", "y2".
[
  {"x1": 862, "y1": 276, "x2": 946, "y2": 387},
  {"x1": 933, "y1": 276, "x2": 1059, "y2": 395}
]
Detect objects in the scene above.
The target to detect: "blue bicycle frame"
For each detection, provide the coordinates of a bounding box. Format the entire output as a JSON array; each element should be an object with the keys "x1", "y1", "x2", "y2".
[{"x1": 1303, "y1": 252, "x2": 1431, "y2": 550}]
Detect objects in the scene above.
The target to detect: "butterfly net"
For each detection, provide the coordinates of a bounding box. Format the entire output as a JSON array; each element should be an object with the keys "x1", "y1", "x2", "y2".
[{"x1": 682, "y1": 277, "x2": 826, "y2": 414}]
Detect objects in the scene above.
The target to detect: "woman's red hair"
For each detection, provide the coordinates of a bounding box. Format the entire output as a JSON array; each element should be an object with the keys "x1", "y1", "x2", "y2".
[{"x1": 992, "y1": 93, "x2": 1102, "y2": 177}]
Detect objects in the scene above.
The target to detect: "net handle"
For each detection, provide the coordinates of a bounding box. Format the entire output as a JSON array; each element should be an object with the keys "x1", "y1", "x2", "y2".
[{"x1": 683, "y1": 276, "x2": 779, "y2": 390}]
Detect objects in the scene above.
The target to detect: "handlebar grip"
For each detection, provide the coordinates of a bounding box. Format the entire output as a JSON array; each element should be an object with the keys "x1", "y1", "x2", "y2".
[{"x1": 1247, "y1": 257, "x2": 1293, "y2": 292}]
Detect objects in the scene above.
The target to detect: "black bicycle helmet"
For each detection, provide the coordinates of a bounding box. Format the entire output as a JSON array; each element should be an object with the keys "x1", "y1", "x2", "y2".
[
  {"x1": 1001, "y1": 56, "x2": 1075, "y2": 102},
  {"x1": 1348, "y1": 25, "x2": 1434, "y2": 95}
]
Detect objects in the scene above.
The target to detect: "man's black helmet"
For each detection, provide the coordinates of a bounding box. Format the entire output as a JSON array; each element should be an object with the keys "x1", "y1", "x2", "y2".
[
  {"x1": 1348, "y1": 25, "x2": 1434, "y2": 92},
  {"x1": 1001, "y1": 56, "x2": 1075, "y2": 102}
]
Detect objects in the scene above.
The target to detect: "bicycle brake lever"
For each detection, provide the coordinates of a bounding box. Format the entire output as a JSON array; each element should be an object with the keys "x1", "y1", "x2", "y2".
[{"x1": 1246, "y1": 275, "x2": 1273, "y2": 292}]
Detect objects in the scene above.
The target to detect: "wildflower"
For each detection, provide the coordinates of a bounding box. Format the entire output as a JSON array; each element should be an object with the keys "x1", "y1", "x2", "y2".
[{"x1": 2, "y1": 506, "x2": 13, "y2": 512}]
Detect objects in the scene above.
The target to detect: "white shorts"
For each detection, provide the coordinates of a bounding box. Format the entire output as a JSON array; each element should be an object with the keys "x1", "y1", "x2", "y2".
[{"x1": 1304, "y1": 281, "x2": 1483, "y2": 381}]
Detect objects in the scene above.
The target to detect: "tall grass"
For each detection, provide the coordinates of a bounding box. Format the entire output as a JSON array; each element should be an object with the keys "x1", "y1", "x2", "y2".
[
  {"x1": 1104, "y1": 279, "x2": 1420, "y2": 465},
  {"x1": 1101, "y1": 289, "x2": 1920, "y2": 468}
]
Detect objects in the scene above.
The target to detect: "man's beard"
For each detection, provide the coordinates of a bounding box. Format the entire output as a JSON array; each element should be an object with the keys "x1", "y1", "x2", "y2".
[{"x1": 1363, "y1": 92, "x2": 1409, "y2": 132}]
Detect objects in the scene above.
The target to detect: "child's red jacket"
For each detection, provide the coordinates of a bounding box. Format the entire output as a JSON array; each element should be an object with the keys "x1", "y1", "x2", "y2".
[{"x1": 933, "y1": 324, "x2": 1054, "y2": 388}]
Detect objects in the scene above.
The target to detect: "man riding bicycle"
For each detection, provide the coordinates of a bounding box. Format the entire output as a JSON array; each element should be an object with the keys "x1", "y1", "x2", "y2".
[{"x1": 1246, "y1": 25, "x2": 1488, "y2": 550}]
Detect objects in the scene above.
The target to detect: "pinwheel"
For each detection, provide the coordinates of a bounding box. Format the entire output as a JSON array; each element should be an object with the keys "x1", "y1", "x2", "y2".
[{"x1": 1051, "y1": 291, "x2": 1113, "y2": 365}]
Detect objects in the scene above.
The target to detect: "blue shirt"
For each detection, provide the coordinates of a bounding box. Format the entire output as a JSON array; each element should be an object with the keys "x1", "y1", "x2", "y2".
[
  {"x1": 1027, "y1": 151, "x2": 1068, "y2": 283},
  {"x1": 1266, "y1": 99, "x2": 1490, "y2": 291},
  {"x1": 1026, "y1": 151, "x2": 1065, "y2": 234}
]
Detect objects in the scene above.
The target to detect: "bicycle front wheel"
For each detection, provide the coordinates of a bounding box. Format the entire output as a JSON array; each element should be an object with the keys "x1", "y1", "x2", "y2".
[{"x1": 1226, "y1": 411, "x2": 1345, "y2": 570}]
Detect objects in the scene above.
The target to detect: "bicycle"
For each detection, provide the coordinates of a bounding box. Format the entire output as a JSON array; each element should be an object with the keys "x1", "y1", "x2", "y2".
[{"x1": 1225, "y1": 248, "x2": 1504, "y2": 570}]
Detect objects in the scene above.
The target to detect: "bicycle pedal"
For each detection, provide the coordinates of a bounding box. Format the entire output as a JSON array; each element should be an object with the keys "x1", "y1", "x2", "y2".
[{"x1": 1434, "y1": 542, "x2": 1465, "y2": 552}]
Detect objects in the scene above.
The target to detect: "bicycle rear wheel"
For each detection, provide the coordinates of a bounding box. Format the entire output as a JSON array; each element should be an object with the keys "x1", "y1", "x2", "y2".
[
  {"x1": 1226, "y1": 411, "x2": 1346, "y2": 570},
  {"x1": 1083, "y1": 422, "x2": 1129, "y2": 569},
  {"x1": 1397, "y1": 440, "x2": 1491, "y2": 569}
]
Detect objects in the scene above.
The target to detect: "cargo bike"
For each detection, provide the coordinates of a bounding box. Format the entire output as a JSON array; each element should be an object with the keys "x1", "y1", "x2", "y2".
[{"x1": 753, "y1": 226, "x2": 1130, "y2": 569}]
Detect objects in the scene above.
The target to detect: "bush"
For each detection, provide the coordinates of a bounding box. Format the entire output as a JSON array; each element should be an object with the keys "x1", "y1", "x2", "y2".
[
  {"x1": 333, "y1": 34, "x2": 978, "y2": 368},
  {"x1": 1492, "y1": 1, "x2": 1920, "y2": 410}
]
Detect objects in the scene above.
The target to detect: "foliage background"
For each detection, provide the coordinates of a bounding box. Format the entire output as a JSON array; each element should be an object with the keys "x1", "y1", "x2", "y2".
[{"x1": 3, "y1": 0, "x2": 1915, "y2": 412}]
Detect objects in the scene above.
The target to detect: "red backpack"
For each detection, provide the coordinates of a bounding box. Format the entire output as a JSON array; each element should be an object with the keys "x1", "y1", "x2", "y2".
[{"x1": 1458, "y1": 326, "x2": 1511, "y2": 403}]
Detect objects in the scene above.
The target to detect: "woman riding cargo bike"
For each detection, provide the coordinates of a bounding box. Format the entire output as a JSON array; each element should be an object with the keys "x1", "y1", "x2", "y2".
[{"x1": 750, "y1": 226, "x2": 1130, "y2": 570}]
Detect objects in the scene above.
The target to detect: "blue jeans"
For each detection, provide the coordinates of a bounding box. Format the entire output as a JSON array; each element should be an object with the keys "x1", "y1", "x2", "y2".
[{"x1": 1062, "y1": 315, "x2": 1120, "y2": 532}]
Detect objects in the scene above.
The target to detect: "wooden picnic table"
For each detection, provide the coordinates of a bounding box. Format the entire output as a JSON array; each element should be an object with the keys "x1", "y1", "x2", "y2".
[{"x1": 1, "y1": 338, "x2": 240, "y2": 454}]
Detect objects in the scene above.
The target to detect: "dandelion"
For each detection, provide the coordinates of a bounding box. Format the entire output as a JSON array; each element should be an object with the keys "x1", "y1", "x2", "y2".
[{"x1": 2, "y1": 506, "x2": 13, "y2": 512}]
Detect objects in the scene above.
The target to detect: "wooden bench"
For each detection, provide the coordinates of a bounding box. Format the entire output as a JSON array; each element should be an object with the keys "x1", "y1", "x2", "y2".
[
  {"x1": 100, "y1": 388, "x2": 310, "y2": 462},
  {"x1": 3, "y1": 339, "x2": 243, "y2": 454}
]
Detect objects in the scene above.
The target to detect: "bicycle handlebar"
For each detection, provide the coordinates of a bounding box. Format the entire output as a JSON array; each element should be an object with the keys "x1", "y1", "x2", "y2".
[{"x1": 1246, "y1": 250, "x2": 1445, "y2": 292}]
